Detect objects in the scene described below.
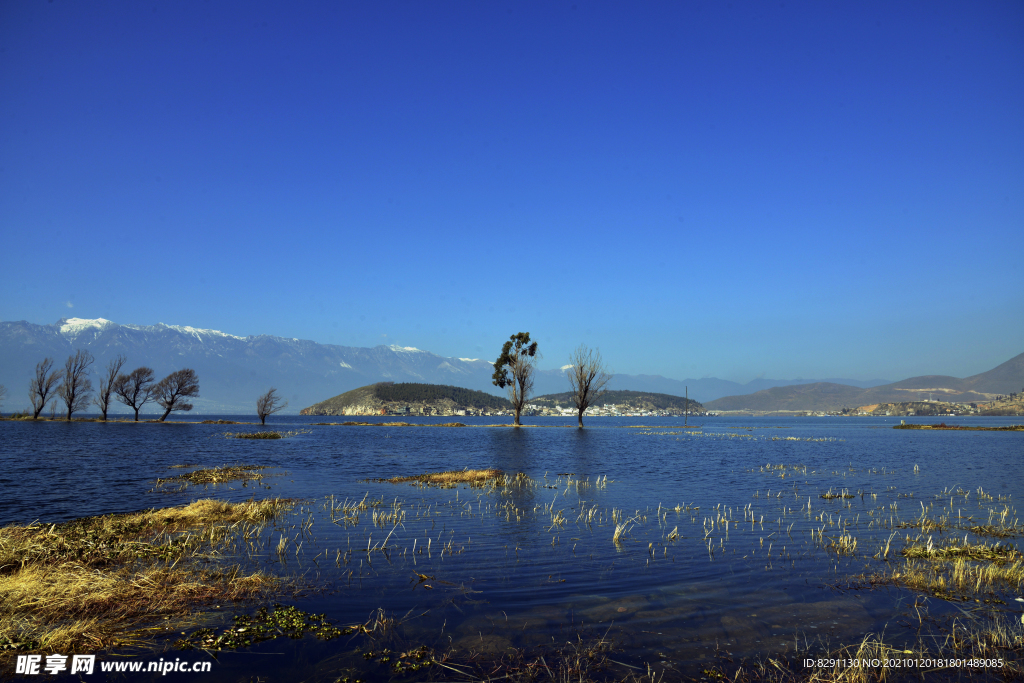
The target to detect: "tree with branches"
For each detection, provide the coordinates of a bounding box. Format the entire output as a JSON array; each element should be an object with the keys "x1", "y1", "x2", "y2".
[
  {"x1": 0, "y1": 384, "x2": 6, "y2": 414},
  {"x1": 256, "y1": 387, "x2": 288, "y2": 425},
  {"x1": 153, "y1": 369, "x2": 200, "y2": 421},
  {"x1": 29, "y1": 357, "x2": 62, "y2": 419},
  {"x1": 57, "y1": 350, "x2": 95, "y2": 421},
  {"x1": 492, "y1": 332, "x2": 539, "y2": 427},
  {"x1": 94, "y1": 354, "x2": 127, "y2": 421},
  {"x1": 566, "y1": 344, "x2": 611, "y2": 429},
  {"x1": 114, "y1": 367, "x2": 156, "y2": 421}
]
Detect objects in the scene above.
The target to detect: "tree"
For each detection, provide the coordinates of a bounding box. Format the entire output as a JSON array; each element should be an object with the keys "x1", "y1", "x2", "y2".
[
  {"x1": 256, "y1": 387, "x2": 288, "y2": 425},
  {"x1": 153, "y1": 369, "x2": 199, "y2": 421},
  {"x1": 566, "y1": 344, "x2": 611, "y2": 429},
  {"x1": 57, "y1": 350, "x2": 95, "y2": 421},
  {"x1": 113, "y1": 367, "x2": 156, "y2": 421},
  {"x1": 93, "y1": 354, "x2": 127, "y2": 421},
  {"x1": 0, "y1": 384, "x2": 6, "y2": 414},
  {"x1": 492, "y1": 332, "x2": 539, "y2": 427},
  {"x1": 29, "y1": 358, "x2": 62, "y2": 419}
]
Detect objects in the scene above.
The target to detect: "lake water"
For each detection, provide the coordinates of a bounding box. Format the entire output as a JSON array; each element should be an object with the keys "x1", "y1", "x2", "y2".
[{"x1": 2, "y1": 414, "x2": 1022, "y2": 681}]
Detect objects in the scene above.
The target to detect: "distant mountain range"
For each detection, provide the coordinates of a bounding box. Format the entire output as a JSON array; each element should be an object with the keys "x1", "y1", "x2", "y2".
[
  {"x1": 1, "y1": 317, "x2": 893, "y2": 414},
  {"x1": 705, "y1": 352, "x2": 1024, "y2": 413}
]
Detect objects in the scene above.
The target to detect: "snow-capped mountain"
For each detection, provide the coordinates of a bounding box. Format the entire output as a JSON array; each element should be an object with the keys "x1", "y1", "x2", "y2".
[
  {"x1": 0, "y1": 318, "x2": 497, "y2": 414},
  {"x1": 0, "y1": 317, "x2": 894, "y2": 415}
]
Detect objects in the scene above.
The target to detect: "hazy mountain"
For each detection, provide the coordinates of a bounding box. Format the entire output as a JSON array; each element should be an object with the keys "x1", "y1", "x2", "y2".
[
  {"x1": 706, "y1": 351, "x2": 1024, "y2": 412},
  {"x1": 0, "y1": 317, "x2": 895, "y2": 414}
]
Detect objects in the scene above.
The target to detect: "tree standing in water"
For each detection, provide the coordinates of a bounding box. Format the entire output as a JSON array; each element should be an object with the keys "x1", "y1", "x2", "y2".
[
  {"x1": 566, "y1": 344, "x2": 611, "y2": 429},
  {"x1": 57, "y1": 350, "x2": 95, "y2": 421},
  {"x1": 153, "y1": 369, "x2": 200, "y2": 421},
  {"x1": 256, "y1": 387, "x2": 288, "y2": 425},
  {"x1": 113, "y1": 367, "x2": 155, "y2": 421},
  {"x1": 492, "y1": 332, "x2": 539, "y2": 427},
  {"x1": 94, "y1": 354, "x2": 127, "y2": 421},
  {"x1": 29, "y1": 357, "x2": 62, "y2": 419}
]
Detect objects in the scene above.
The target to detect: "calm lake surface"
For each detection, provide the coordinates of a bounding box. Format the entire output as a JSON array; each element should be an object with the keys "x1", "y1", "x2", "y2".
[{"x1": 2, "y1": 414, "x2": 1022, "y2": 681}]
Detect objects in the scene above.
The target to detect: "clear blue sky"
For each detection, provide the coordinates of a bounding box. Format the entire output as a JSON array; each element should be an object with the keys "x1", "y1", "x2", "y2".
[{"x1": 2, "y1": 1, "x2": 1021, "y2": 383}]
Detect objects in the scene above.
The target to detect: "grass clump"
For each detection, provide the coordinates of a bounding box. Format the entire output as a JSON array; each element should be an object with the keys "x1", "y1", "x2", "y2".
[
  {"x1": 820, "y1": 487, "x2": 855, "y2": 500},
  {"x1": 154, "y1": 464, "x2": 273, "y2": 487},
  {"x1": 371, "y1": 468, "x2": 503, "y2": 488},
  {"x1": 901, "y1": 536, "x2": 1022, "y2": 562},
  {"x1": 232, "y1": 431, "x2": 283, "y2": 439},
  {"x1": 0, "y1": 499, "x2": 293, "y2": 655}
]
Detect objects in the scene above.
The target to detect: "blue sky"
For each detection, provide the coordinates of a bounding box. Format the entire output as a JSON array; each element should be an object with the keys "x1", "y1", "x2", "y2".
[{"x1": 1, "y1": 1, "x2": 1021, "y2": 384}]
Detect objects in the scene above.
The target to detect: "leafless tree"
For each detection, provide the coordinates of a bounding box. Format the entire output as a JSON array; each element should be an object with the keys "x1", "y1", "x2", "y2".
[
  {"x1": 566, "y1": 344, "x2": 611, "y2": 428},
  {"x1": 0, "y1": 384, "x2": 6, "y2": 414},
  {"x1": 256, "y1": 387, "x2": 288, "y2": 425},
  {"x1": 29, "y1": 358, "x2": 62, "y2": 419},
  {"x1": 153, "y1": 369, "x2": 200, "y2": 421},
  {"x1": 93, "y1": 354, "x2": 127, "y2": 421},
  {"x1": 492, "y1": 332, "x2": 539, "y2": 426},
  {"x1": 57, "y1": 350, "x2": 95, "y2": 421},
  {"x1": 113, "y1": 367, "x2": 156, "y2": 421}
]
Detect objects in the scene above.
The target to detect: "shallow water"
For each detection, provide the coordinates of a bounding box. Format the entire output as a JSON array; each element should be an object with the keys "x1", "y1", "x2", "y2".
[{"x1": 2, "y1": 414, "x2": 1022, "y2": 680}]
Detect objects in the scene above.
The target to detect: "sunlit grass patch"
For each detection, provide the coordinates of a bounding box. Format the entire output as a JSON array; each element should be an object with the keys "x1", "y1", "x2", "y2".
[
  {"x1": 901, "y1": 536, "x2": 1022, "y2": 562},
  {"x1": 371, "y1": 468, "x2": 504, "y2": 488},
  {"x1": 0, "y1": 499, "x2": 293, "y2": 656},
  {"x1": 232, "y1": 431, "x2": 283, "y2": 439},
  {"x1": 820, "y1": 487, "x2": 855, "y2": 500},
  {"x1": 154, "y1": 465, "x2": 273, "y2": 487}
]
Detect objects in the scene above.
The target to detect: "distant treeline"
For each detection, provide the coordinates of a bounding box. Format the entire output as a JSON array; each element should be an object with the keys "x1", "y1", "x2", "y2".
[
  {"x1": 373, "y1": 382, "x2": 511, "y2": 409},
  {"x1": 532, "y1": 390, "x2": 703, "y2": 411}
]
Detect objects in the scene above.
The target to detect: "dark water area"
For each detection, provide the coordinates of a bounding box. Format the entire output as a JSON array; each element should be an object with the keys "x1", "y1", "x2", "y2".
[{"x1": 2, "y1": 415, "x2": 1022, "y2": 681}]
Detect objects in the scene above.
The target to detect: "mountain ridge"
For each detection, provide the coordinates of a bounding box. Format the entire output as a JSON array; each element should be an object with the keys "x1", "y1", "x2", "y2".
[
  {"x1": 1, "y1": 317, "x2": 900, "y2": 413},
  {"x1": 706, "y1": 352, "x2": 1024, "y2": 413}
]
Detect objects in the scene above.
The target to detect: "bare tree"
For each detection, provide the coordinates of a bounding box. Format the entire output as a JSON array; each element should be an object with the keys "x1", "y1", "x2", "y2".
[
  {"x1": 29, "y1": 358, "x2": 62, "y2": 419},
  {"x1": 566, "y1": 344, "x2": 611, "y2": 429},
  {"x1": 114, "y1": 367, "x2": 156, "y2": 421},
  {"x1": 57, "y1": 350, "x2": 95, "y2": 421},
  {"x1": 94, "y1": 354, "x2": 127, "y2": 421},
  {"x1": 256, "y1": 387, "x2": 288, "y2": 425},
  {"x1": 153, "y1": 369, "x2": 200, "y2": 421},
  {"x1": 492, "y1": 332, "x2": 539, "y2": 427},
  {"x1": 0, "y1": 383, "x2": 6, "y2": 414}
]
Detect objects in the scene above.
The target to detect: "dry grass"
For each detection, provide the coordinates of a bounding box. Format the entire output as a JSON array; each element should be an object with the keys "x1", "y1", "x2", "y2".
[
  {"x1": 0, "y1": 499, "x2": 292, "y2": 655},
  {"x1": 901, "y1": 536, "x2": 1022, "y2": 562},
  {"x1": 371, "y1": 468, "x2": 504, "y2": 488},
  {"x1": 231, "y1": 431, "x2": 283, "y2": 439},
  {"x1": 153, "y1": 464, "x2": 272, "y2": 487},
  {"x1": 885, "y1": 557, "x2": 1024, "y2": 595}
]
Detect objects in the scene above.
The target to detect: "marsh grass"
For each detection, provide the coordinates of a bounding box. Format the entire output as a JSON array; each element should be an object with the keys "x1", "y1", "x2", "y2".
[
  {"x1": 820, "y1": 488, "x2": 855, "y2": 500},
  {"x1": 154, "y1": 464, "x2": 274, "y2": 488},
  {"x1": 371, "y1": 468, "x2": 504, "y2": 489},
  {"x1": 232, "y1": 431, "x2": 282, "y2": 439},
  {"x1": 0, "y1": 499, "x2": 293, "y2": 655},
  {"x1": 901, "y1": 536, "x2": 1022, "y2": 562}
]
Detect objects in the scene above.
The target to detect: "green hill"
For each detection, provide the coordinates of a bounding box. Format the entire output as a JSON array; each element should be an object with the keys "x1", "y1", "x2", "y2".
[
  {"x1": 300, "y1": 382, "x2": 509, "y2": 416},
  {"x1": 532, "y1": 390, "x2": 703, "y2": 414}
]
